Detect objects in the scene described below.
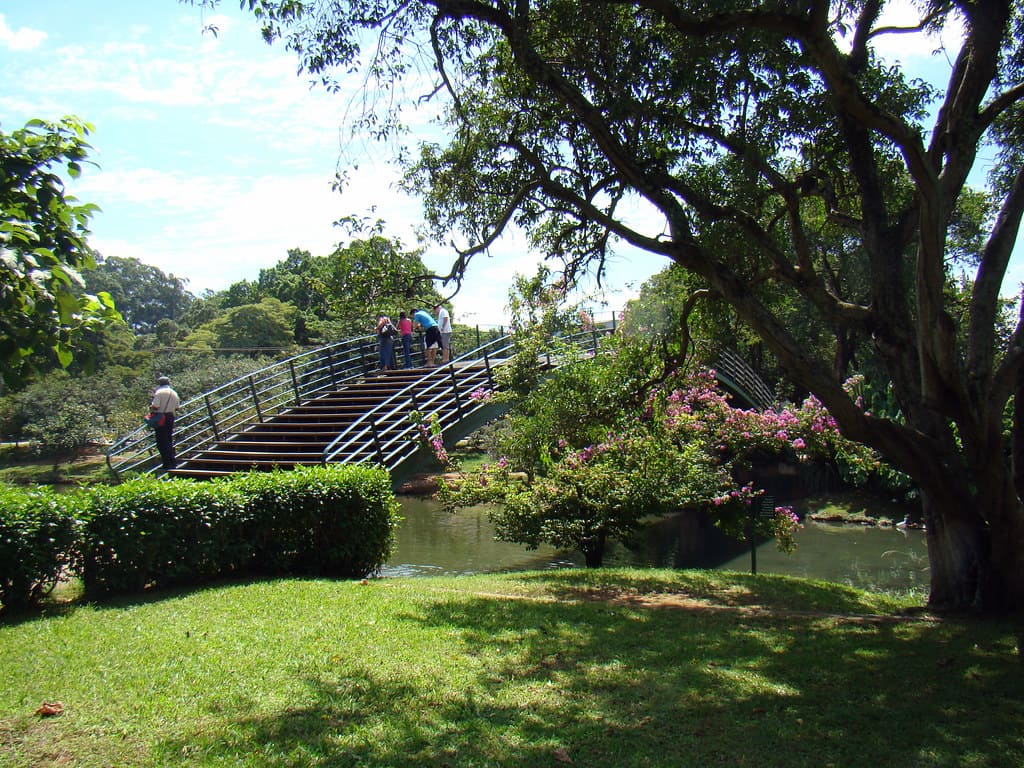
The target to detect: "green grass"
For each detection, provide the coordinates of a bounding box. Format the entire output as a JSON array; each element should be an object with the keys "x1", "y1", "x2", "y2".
[
  {"x1": 0, "y1": 446, "x2": 110, "y2": 486},
  {"x1": 1, "y1": 569, "x2": 1021, "y2": 767}
]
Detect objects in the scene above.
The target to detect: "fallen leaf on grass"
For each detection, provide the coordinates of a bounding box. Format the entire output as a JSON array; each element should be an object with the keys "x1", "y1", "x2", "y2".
[{"x1": 35, "y1": 702, "x2": 64, "y2": 717}]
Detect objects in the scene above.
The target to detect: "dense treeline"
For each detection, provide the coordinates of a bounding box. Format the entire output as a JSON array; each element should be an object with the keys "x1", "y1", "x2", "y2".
[{"x1": 0, "y1": 237, "x2": 447, "y2": 457}]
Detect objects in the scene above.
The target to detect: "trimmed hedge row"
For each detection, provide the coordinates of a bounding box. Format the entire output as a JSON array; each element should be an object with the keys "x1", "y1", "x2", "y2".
[
  {"x1": 0, "y1": 484, "x2": 80, "y2": 613},
  {"x1": 0, "y1": 465, "x2": 401, "y2": 612}
]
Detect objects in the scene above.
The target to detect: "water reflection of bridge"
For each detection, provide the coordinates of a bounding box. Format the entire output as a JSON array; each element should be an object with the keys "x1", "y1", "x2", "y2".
[{"x1": 107, "y1": 329, "x2": 773, "y2": 482}]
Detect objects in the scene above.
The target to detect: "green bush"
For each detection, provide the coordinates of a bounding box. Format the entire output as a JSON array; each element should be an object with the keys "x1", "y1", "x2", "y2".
[
  {"x1": 232, "y1": 465, "x2": 400, "y2": 577},
  {"x1": 78, "y1": 465, "x2": 400, "y2": 598},
  {"x1": 0, "y1": 483, "x2": 80, "y2": 613},
  {"x1": 79, "y1": 476, "x2": 247, "y2": 596}
]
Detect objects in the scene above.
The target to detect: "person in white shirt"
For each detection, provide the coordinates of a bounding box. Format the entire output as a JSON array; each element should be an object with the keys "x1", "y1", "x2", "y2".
[
  {"x1": 150, "y1": 375, "x2": 181, "y2": 470},
  {"x1": 434, "y1": 303, "x2": 452, "y2": 363}
]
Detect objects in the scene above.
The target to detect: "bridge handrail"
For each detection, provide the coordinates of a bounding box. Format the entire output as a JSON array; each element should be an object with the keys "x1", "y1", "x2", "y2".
[
  {"x1": 715, "y1": 348, "x2": 776, "y2": 411},
  {"x1": 322, "y1": 325, "x2": 614, "y2": 470},
  {"x1": 320, "y1": 335, "x2": 514, "y2": 468},
  {"x1": 105, "y1": 334, "x2": 384, "y2": 479}
]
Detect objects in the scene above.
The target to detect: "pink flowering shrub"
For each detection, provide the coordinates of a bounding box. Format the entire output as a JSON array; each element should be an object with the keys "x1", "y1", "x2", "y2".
[
  {"x1": 469, "y1": 387, "x2": 493, "y2": 402},
  {"x1": 771, "y1": 506, "x2": 803, "y2": 554},
  {"x1": 442, "y1": 326, "x2": 872, "y2": 564},
  {"x1": 408, "y1": 410, "x2": 457, "y2": 470}
]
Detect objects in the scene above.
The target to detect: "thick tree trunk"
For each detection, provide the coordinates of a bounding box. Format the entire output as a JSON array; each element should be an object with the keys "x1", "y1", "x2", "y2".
[
  {"x1": 921, "y1": 490, "x2": 990, "y2": 611},
  {"x1": 849, "y1": 404, "x2": 1024, "y2": 613},
  {"x1": 921, "y1": 467, "x2": 1024, "y2": 613},
  {"x1": 583, "y1": 529, "x2": 607, "y2": 567},
  {"x1": 980, "y1": 471, "x2": 1024, "y2": 613},
  {"x1": 988, "y1": 509, "x2": 1024, "y2": 613}
]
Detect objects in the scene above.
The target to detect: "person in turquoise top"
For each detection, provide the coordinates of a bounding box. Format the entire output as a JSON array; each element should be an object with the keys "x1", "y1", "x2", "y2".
[{"x1": 413, "y1": 308, "x2": 441, "y2": 367}]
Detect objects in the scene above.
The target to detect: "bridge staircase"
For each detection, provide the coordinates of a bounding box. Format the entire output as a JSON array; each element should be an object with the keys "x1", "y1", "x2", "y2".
[
  {"x1": 168, "y1": 363, "x2": 491, "y2": 480},
  {"x1": 106, "y1": 331, "x2": 527, "y2": 481}
]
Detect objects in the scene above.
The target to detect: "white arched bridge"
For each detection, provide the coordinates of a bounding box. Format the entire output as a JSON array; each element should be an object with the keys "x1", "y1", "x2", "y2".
[{"x1": 106, "y1": 327, "x2": 774, "y2": 482}]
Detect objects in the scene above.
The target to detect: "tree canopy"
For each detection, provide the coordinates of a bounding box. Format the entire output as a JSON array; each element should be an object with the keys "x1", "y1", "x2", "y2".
[
  {"x1": 219, "y1": 238, "x2": 444, "y2": 338},
  {"x1": 210, "y1": 0, "x2": 1024, "y2": 612},
  {"x1": 84, "y1": 255, "x2": 195, "y2": 333}
]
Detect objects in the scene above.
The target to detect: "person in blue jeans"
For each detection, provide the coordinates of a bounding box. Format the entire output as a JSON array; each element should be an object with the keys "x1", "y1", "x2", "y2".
[
  {"x1": 398, "y1": 310, "x2": 414, "y2": 368},
  {"x1": 376, "y1": 314, "x2": 396, "y2": 370}
]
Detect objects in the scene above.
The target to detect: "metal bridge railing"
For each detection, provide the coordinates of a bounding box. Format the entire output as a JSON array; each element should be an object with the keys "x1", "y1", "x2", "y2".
[
  {"x1": 321, "y1": 335, "x2": 514, "y2": 471},
  {"x1": 715, "y1": 348, "x2": 776, "y2": 411},
  {"x1": 321, "y1": 326, "x2": 615, "y2": 472},
  {"x1": 106, "y1": 334, "x2": 385, "y2": 479}
]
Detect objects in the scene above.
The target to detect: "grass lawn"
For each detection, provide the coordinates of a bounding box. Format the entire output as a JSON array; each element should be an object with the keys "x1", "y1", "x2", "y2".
[
  {"x1": 0, "y1": 445, "x2": 110, "y2": 486},
  {"x1": 1, "y1": 569, "x2": 1021, "y2": 768}
]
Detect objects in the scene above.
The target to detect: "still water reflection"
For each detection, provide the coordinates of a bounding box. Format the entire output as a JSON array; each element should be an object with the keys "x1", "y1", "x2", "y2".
[{"x1": 383, "y1": 497, "x2": 930, "y2": 593}]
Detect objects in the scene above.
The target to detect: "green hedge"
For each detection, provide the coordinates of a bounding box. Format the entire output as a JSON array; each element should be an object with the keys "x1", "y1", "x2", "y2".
[
  {"x1": 79, "y1": 476, "x2": 249, "y2": 596},
  {"x1": 0, "y1": 484, "x2": 80, "y2": 613},
  {"x1": 232, "y1": 465, "x2": 399, "y2": 577},
  {"x1": 0, "y1": 465, "x2": 401, "y2": 611}
]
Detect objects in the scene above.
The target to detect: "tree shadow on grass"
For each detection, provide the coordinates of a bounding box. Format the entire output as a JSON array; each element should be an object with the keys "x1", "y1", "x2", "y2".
[
  {"x1": 153, "y1": 580, "x2": 1022, "y2": 767},
  {"x1": 0, "y1": 574, "x2": 303, "y2": 628},
  {"x1": 511, "y1": 568, "x2": 915, "y2": 615}
]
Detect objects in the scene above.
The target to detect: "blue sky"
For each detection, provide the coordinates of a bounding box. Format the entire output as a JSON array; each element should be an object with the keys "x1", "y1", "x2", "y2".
[{"x1": 1, "y1": 1, "x2": 1018, "y2": 328}]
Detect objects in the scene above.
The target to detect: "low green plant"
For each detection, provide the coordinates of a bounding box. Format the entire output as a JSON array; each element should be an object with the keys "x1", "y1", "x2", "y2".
[
  {"x1": 0, "y1": 484, "x2": 80, "y2": 613},
  {"x1": 231, "y1": 464, "x2": 400, "y2": 577},
  {"x1": 78, "y1": 476, "x2": 247, "y2": 596},
  {"x1": 0, "y1": 465, "x2": 402, "y2": 609}
]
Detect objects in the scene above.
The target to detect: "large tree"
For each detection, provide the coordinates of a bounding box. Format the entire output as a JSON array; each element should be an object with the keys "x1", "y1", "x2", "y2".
[
  {"x1": 84, "y1": 255, "x2": 195, "y2": 333},
  {"x1": 213, "y1": 1, "x2": 1024, "y2": 612}
]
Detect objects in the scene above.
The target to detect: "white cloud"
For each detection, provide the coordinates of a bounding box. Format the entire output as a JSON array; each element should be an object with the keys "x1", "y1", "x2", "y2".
[
  {"x1": 0, "y1": 13, "x2": 46, "y2": 51},
  {"x1": 870, "y1": 3, "x2": 965, "y2": 62},
  {"x1": 832, "y1": 1, "x2": 965, "y2": 77}
]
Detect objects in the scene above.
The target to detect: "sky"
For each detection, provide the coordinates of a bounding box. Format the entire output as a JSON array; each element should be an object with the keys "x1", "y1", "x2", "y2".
[{"x1": 1, "y1": 1, "x2": 1018, "y2": 329}]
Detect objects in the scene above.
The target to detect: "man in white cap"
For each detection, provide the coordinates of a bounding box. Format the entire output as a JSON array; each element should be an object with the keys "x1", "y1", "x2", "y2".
[{"x1": 150, "y1": 375, "x2": 181, "y2": 470}]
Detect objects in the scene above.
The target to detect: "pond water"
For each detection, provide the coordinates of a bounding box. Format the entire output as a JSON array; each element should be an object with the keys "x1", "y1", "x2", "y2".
[{"x1": 383, "y1": 497, "x2": 930, "y2": 594}]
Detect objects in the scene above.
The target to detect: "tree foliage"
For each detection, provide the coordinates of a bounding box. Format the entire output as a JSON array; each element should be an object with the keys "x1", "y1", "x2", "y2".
[
  {"x1": 219, "y1": 238, "x2": 445, "y2": 339},
  {"x1": 84, "y1": 255, "x2": 195, "y2": 333},
  {"x1": 0, "y1": 116, "x2": 121, "y2": 385},
  {"x1": 440, "y1": 332, "x2": 863, "y2": 566},
  {"x1": 214, "y1": 0, "x2": 1024, "y2": 612},
  {"x1": 183, "y1": 297, "x2": 298, "y2": 355}
]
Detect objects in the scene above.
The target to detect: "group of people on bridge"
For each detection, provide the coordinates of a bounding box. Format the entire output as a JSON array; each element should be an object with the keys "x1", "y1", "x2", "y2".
[{"x1": 376, "y1": 304, "x2": 453, "y2": 371}]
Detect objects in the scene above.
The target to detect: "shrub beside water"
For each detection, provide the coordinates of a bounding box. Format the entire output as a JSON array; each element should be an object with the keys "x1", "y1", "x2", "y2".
[
  {"x1": 233, "y1": 465, "x2": 399, "y2": 578},
  {"x1": 0, "y1": 465, "x2": 400, "y2": 612},
  {"x1": 80, "y1": 476, "x2": 248, "y2": 596}
]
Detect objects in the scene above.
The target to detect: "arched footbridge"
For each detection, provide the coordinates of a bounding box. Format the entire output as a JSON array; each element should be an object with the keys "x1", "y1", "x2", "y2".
[{"x1": 107, "y1": 329, "x2": 774, "y2": 482}]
